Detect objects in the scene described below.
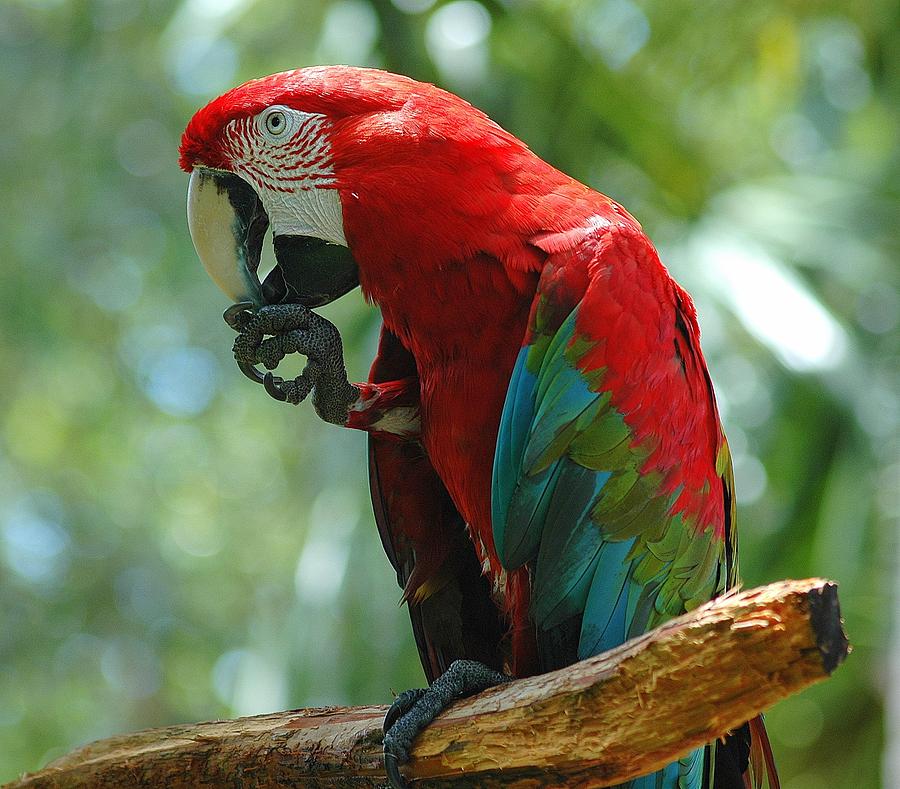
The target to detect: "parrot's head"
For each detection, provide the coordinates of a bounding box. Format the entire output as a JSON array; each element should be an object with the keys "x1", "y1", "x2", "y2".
[{"x1": 180, "y1": 65, "x2": 531, "y2": 309}]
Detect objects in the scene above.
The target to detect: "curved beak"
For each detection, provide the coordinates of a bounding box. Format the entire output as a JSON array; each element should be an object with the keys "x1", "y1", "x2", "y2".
[
  {"x1": 187, "y1": 167, "x2": 268, "y2": 306},
  {"x1": 186, "y1": 167, "x2": 359, "y2": 309}
]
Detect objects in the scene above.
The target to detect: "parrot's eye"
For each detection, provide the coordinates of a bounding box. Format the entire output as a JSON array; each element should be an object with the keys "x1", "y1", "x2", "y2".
[
  {"x1": 258, "y1": 106, "x2": 298, "y2": 142},
  {"x1": 265, "y1": 111, "x2": 286, "y2": 135}
]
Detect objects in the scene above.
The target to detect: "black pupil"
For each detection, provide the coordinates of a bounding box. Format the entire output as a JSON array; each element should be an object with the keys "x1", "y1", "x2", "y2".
[{"x1": 270, "y1": 114, "x2": 282, "y2": 130}]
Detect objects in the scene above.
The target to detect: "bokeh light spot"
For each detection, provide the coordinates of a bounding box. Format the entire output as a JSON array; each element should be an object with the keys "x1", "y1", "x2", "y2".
[
  {"x1": 812, "y1": 18, "x2": 871, "y2": 112},
  {"x1": 295, "y1": 486, "x2": 359, "y2": 606},
  {"x1": 169, "y1": 34, "x2": 238, "y2": 97},
  {"x1": 100, "y1": 637, "x2": 162, "y2": 700},
  {"x1": 317, "y1": 1, "x2": 380, "y2": 64},
  {"x1": 165, "y1": 496, "x2": 223, "y2": 558},
  {"x1": 696, "y1": 228, "x2": 847, "y2": 372},
  {"x1": 2, "y1": 495, "x2": 71, "y2": 586},
  {"x1": 856, "y1": 283, "x2": 898, "y2": 335},
  {"x1": 391, "y1": 0, "x2": 436, "y2": 14},
  {"x1": 574, "y1": 0, "x2": 649, "y2": 70},
  {"x1": 426, "y1": 1, "x2": 492, "y2": 86},
  {"x1": 115, "y1": 566, "x2": 174, "y2": 625},
  {"x1": 733, "y1": 454, "x2": 768, "y2": 505},
  {"x1": 770, "y1": 113, "x2": 824, "y2": 167},
  {"x1": 212, "y1": 648, "x2": 286, "y2": 716},
  {"x1": 140, "y1": 346, "x2": 219, "y2": 417},
  {"x1": 69, "y1": 254, "x2": 144, "y2": 313}
]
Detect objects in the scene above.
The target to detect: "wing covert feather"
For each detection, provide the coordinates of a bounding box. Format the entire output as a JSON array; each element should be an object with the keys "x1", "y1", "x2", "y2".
[{"x1": 492, "y1": 220, "x2": 737, "y2": 788}]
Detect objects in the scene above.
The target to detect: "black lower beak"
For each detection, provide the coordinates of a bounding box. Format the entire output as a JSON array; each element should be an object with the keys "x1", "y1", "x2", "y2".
[{"x1": 263, "y1": 235, "x2": 359, "y2": 308}]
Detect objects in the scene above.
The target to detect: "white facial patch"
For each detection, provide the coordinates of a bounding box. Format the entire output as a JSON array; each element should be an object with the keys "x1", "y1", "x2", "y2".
[{"x1": 224, "y1": 107, "x2": 348, "y2": 247}]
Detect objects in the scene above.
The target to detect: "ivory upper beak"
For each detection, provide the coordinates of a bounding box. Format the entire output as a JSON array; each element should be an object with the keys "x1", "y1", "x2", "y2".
[{"x1": 186, "y1": 168, "x2": 266, "y2": 305}]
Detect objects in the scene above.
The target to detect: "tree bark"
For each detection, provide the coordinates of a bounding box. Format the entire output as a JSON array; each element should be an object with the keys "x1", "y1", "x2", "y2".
[{"x1": 5, "y1": 578, "x2": 847, "y2": 788}]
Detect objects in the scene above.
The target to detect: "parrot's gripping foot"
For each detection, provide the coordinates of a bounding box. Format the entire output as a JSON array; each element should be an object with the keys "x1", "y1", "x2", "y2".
[
  {"x1": 382, "y1": 660, "x2": 510, "y2": 789},
  {"x1": 224, "y1": 302, "x2": 359, "y2": 424}
]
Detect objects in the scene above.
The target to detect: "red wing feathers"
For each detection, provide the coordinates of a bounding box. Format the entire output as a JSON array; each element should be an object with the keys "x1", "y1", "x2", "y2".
[{"x1": 367, "y1": 327, "x2": 505, "y2": 682}]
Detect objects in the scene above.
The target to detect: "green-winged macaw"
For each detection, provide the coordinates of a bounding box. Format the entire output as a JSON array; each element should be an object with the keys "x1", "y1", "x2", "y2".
[{"x1": 180, "y1": 66, "x2": 778, "y2": 789}]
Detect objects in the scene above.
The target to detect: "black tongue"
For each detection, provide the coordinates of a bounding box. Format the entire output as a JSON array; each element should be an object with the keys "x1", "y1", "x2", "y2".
[{"x1": 264, "y1": 235, "x2": 359, "y2": 308}]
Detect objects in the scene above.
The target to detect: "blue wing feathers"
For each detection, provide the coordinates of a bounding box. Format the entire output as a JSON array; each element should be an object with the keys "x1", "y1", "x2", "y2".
[
  {"x1": 679, "y1": 748, "x2": 706, "y2": 789},
  {"x1": 530, "y1": 462, "x2": 611, "y2": 627},
  {"x1": 577, "y1": 538, "x2": 635, "y2": 658},
  {"x1": 503, "y1": 461, "x2": 563, "y2": 569},
  {"x1": 630, "y1": 760, "x2": 680, "y2": 789},
  {"x1": 492, "y1": 294, "x2": 715, "y2": 789},
  {"x1": 527, "y1": 365, "x2": 600, "y2": 474},
  {"x1": 493, "y1": 346, "x2": 538, "y2": 565}
]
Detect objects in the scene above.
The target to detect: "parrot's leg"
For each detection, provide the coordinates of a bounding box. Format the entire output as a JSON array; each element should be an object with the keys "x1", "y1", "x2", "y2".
[
  {"x1": 382, "y1": 660, "x2": 510, "y2": 789},
  {"x1": 225, "y1": 302, "x2": 360, "y2": 424}
]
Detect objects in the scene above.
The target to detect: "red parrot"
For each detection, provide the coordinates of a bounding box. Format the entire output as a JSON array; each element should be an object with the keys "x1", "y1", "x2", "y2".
[{"x1": 180, "y1": 66, "x2": 778, "y2": 789}]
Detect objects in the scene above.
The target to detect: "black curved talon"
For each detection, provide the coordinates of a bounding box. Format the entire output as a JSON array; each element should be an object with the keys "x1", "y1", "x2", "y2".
[
  {"x1": 382, "y1": 688, "x2": 426, "y2": 789},
  {"x1": 236, "y1": 360, "x2": 268, "y2": 386},
  {"x1": 223, "y1": 301, "x2": 255, "y2": 331},
  {"x1": 263, "y1": 372, "x2": 287, "y2": 402},
  {"x1": 383, "y1": 688, "x2": 428, "y2": 735},
  {"x1": 383, "y1": 751, "x2": 408, "y2": 789}
]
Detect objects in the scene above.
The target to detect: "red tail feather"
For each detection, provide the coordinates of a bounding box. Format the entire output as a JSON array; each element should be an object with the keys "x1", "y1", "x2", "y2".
[{"x1": 747, "y1": 715, "x2": 780, "y2": 789}]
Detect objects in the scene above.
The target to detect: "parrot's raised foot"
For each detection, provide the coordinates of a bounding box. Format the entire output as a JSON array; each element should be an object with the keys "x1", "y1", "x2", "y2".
[
  {"x1": 223, "y1": 302, "x2": 359, "y2": 423},
  {"x1": 382, "y1": 660, "x2": 509, "y2": 789}
]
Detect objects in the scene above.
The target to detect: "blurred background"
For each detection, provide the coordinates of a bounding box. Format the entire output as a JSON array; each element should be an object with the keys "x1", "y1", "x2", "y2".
[{"x1": 0, "y1": 0, "x2": 896, "y2": 786}]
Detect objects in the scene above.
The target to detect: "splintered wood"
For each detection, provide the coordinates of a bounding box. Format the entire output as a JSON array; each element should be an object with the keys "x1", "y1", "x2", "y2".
[{"x1": 5, "y1": 578, "x2": 847, "y2": 788}]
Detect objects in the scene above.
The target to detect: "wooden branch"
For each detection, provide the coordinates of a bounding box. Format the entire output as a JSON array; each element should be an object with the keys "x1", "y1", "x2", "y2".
[{"x1": 6, "y1": 578, "x2": 847, "y2": 788}]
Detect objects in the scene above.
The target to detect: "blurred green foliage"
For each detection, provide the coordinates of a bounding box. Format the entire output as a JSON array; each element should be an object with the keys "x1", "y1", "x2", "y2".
[{"x1": 0, "y1": 0, "x2": 896, "y2": 786}]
